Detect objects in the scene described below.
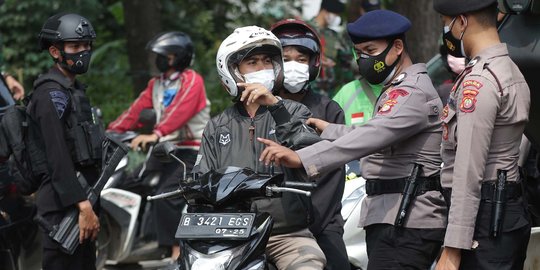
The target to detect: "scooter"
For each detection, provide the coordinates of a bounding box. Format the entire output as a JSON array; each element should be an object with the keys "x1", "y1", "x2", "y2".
[
  {"x1": 341, "y1": 161, "x2": 368, "y2": 270},
  {"x1": 147, "y1": 141, "x2": 315, "y2": 270},
  {"x1": 96, "y1": 131, "x2": 171, "y2": 269}
]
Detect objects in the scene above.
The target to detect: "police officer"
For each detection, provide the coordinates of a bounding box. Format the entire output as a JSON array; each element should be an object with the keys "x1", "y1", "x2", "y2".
[
  {"x1": 433, "y1": 1, "x2": 531, "y2": 269},
  {"x1": 32, "y1": 13, "x2": 102, "y2": 269},
  {"x1": 270, "y1": 19, "x2": 349, "y2": 270},
  {"x1": 259, "y1": 10, "x2": 447, "y2": 269}
]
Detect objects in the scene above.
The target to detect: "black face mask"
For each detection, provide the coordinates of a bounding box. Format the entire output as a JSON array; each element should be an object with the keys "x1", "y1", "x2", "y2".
[
  {"x1": 442, "y1": 17, "x2": 466, "y2": 58},
  {"x1": 155, "y1": 54, "x2": 170, "y2": 73},
  {"x1": 357, "y1": 41, "x2": 400, "y2": 85},
  {"x1": 60, "y1": 50, "x2": 92, "y2": 74}
]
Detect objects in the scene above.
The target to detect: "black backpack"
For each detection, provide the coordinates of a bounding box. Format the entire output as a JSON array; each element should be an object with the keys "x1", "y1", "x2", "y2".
[{"x1": 0, "y1": 102, "x2": 48, "y2": 195}]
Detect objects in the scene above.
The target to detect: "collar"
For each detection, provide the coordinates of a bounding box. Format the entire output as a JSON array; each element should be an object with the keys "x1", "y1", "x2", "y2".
[
  {"x1": 235, "y1": 102, "x2": 269, "y2": 118},
  {"x1": 388, "y1": 63, "x2": 427, "y2": 86},
  {"x1": 470, "y1": 43, "x2": 508, "y2": 66}
]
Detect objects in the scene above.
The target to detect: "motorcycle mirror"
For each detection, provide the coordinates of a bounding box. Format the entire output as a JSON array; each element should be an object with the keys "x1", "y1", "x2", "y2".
[
  {"x1": 152, "y1": 141, "x2": 188, "y2": 183},
  {"x1": 152, "y1": 141, "x2": 176, "y2": 162}
]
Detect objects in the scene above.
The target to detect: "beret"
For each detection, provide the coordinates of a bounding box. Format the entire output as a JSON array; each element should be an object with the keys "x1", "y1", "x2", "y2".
[
  {"x1": 433, "y1": 0, "x2": 497, "y2": 16},
  {"x1": 347, "y1": 10, "x2": 411, "y2": 44}
]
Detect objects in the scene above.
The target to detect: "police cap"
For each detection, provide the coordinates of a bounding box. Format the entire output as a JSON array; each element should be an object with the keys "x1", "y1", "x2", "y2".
[
  {"x1": 347, "y1": 10, "x2": 411, "y2": 44},
  {"x1": 433, "y1": 0, "x2": 497, "y2": 16}
]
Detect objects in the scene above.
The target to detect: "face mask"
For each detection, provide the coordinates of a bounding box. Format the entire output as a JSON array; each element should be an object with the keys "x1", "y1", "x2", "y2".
[
  {"x1": 283, "y1": 61, "x2": 309, "y2": 93},
  {"x1": 447, "y1": 54, "x2": 466, "y2": 75},
  {"x1": 155, "y1": 54, "x2": 170, "y2": 73},
  {"x1": 326, "y1": 13, "x2": 342, "y2": 29},
  {"x1": 60, "y1": 50, "x2": 92, "y2": 74},
  {"x1": 357, "y1": 41, "x2": 400, "y2": 85},
  {"x1": 442, "y1": 17, "x2": 467, "y2": 58},
  {"x1": 243, "y1": 69, "x2": 275, "y2": 92}
]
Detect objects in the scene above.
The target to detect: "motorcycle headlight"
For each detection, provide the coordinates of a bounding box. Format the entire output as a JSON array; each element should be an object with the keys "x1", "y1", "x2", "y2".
[
  {"x1": 341, "y1": 185, "x2": 366, "y2": 221},
  {"x1": 186, "y1": 242, "x2": 248, "y2": 270}
]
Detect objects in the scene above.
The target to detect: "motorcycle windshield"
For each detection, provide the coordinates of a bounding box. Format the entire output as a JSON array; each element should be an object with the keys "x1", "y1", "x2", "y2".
[{"x1": 184, "y1": 166, "x2": 283, "y2": 205}]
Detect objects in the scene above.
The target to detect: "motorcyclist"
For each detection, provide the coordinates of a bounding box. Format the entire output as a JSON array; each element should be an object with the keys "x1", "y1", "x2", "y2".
[
  {"x1": 270, "y1": 18, "x2": 349, "y2": 270},
  {"x1": 193, "y1": 25, "x2": 326, "y2": 269},
  {"x1": 107, "y1": 31, "x2": 210, "y2": 259}
]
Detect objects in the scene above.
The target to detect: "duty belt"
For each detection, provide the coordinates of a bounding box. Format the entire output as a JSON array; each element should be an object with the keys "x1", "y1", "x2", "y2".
[
  {"x1": 441, "y1": 181, "x2": 522, "y2": 207},
  {"x1": 481, "y1": 181, "x2": 522, "y2": 201},
  {"x1": 365, "y1": 176, "x2": 441, "y2": 196}
]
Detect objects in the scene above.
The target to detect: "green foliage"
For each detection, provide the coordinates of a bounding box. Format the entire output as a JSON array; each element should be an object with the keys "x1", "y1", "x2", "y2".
[{"x1": 0, "y1": 0, "x2": 300, "y2": 124}]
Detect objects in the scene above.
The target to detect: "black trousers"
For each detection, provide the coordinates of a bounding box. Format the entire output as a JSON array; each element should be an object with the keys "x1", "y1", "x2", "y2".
[
  {"x1": 459, "y1": 199, "x2": 530, "y2": 270},
  {"x1": 152, "y1": 148, "x2": 197, "y2": 247},
  {"x1": 41, "y1": 211, "x2": 96, "y2": 270},
  {"x1": 313, "y1": 222, "x2": 350, "y2": 270},
  {"x1": 365, "y1": 224, "x2": 444, "y2": 270}
]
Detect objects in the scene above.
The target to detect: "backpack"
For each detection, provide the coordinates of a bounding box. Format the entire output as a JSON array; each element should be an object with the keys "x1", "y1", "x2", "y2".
[{"x1": 0, "y1": 103, "x2": 48, "y2": 195}]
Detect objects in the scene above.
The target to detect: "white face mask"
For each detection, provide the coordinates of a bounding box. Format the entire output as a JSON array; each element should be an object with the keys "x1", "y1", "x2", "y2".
[
  {"x1": 326, "y1": 13, "x2": 342, "y2": 30},
  {"x1": 243, "y1": 69, "x2": 275, "y2": 92},
  {"x1": 283, "y1": 61, "x2": 310, "y2": 93}
]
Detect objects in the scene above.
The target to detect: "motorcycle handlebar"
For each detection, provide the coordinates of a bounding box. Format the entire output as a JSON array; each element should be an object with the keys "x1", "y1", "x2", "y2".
[
  {"x1": 283, "y1": 181, "x2": 317, "y2": 190},
  {"x1": 147, "y1": 189, "x2": 183, "y2": 201},
  {"x1": 266, "y1": 186, "x2": 311, "y2": 197}
]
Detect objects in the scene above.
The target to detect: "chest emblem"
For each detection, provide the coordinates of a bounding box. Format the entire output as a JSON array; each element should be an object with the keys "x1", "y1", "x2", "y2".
[
  {"x1": 378, "y1": 89, "x2": 409, "y2": 115},
  {"x1": 219, "y1": 133, "x2": 231, "y2": 145},
  {"x1": 460, "y1": 89, "x2": 479, "y2": 113}
]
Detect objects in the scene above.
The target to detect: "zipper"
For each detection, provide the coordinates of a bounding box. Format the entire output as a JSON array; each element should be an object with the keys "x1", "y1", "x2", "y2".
[{"x1": 249, "y1": 118, "x2": 258, "y2": 172}]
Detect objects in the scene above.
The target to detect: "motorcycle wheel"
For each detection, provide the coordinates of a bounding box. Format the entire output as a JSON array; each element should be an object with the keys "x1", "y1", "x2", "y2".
[{"x1": 96, "y1": 213, "x2": 111, "y2": 270}]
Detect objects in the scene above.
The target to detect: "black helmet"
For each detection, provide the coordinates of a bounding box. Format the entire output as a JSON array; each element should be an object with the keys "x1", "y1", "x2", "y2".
[
  {"x1": 38, "y1": 13, "x2": 96, "y2": 50},
  {"x1": 146, "y1": 32, "x2": 194, "y2": 72},
  {"x1": 270, "y1": 19, "x2": 322, "y2": 82}
]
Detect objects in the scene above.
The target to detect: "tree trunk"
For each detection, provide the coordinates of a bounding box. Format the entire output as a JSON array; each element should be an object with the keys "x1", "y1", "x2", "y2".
[
  {"x1": 390, "y1": 0, "x2": 441, "y2": 63},
  {"x1": 122, "y1": 0, "x2": 162, "y2": 96}
]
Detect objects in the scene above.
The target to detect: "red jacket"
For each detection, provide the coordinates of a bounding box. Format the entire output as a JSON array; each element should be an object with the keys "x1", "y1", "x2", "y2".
[{"x1": 108, "y1": 69, "x2": 210, "y2": 146}]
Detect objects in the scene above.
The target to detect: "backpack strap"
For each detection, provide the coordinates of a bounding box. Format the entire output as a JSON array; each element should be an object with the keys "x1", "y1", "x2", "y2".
[{"x1": 33, "y1": 71, "x2": 71, "y2": 90}]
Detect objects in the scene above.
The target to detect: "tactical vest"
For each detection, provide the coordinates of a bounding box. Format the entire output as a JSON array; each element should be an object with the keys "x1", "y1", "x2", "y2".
[{"x1": 33, "y1": 72, "x2": 103, "y2": 167}]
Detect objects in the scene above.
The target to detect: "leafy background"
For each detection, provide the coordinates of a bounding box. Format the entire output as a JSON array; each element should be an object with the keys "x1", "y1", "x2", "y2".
[{"x1": 0, "y1": 0, "x2": 438, "y2": 124}]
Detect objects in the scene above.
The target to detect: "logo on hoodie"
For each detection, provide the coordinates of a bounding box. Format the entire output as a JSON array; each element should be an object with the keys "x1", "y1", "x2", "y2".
[{"x1": 219, "y1": 133, "x2": 231, "y2": 146}]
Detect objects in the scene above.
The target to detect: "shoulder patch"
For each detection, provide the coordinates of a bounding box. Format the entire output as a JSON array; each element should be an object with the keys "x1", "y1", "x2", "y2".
[
  {"x1": 49, "y1": 90, "x2": 69, "y2": 118},
  {"x1": 377, "y1": 89, "x2": 409, "y2": 115},
  {"x1": 462, "y1": 80, "x2": 483, "y2": 89},
  {"x1": 459, "y1": 89, "x2": 479, "y2": 113}
]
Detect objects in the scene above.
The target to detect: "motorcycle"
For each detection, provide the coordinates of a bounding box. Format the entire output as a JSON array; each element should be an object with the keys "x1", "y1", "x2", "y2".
[
  {"x1": 341, "y1": 161, "x2": 368, "y2": 270},
  {"x1": 96, "y1": 130, "x2": 171, "y2": 269},
  {"x1": 147, "y1": 141, "x2": 315, "y2": 270}
]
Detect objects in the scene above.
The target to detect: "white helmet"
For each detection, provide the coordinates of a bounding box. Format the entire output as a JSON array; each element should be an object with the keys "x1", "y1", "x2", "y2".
[{"x1": 216, "y1": 26, "x2": 284, "y2": 98}]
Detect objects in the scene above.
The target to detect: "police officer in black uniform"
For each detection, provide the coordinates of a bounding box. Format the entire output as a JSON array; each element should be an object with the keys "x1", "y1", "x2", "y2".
[{"x1": 31, "y1": 13, "x2": 102, "y2": 269}]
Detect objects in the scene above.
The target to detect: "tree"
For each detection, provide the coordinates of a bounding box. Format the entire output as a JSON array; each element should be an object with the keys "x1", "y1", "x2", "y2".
[
  {"x1": 122, "y1": 0, "x2": 162, "y2": 95},
  {"x1": 390, "y1": 0, "x2": 441, "y2": 63}
]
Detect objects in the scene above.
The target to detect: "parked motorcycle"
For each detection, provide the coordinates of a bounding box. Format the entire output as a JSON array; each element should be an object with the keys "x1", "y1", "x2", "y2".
[{"x1": 147, "y1": 141, "x2": 315, "y2": 270}]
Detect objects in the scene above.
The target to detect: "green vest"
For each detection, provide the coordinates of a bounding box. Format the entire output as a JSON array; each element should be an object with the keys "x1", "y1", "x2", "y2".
[{"x1": 332, "y1": 79, "x2": 383, "y2": 126}]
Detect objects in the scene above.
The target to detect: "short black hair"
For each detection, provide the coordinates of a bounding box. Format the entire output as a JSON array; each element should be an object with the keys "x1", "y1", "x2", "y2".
[{"x1": 469, "y1": 3, "x2": 498, "y2": 27}]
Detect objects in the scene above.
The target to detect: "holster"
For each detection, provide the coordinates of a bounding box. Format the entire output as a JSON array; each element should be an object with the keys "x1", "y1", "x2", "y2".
[{"x1": 394, "y1": 164, "x2": 423, "y2": 227}]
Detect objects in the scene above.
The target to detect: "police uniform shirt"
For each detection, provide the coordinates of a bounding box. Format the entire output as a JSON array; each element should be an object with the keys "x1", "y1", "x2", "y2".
[
  {"x1": 441, "y1": 43, "x2": 530, "y2": 249},
  {"x1": 297, "y1": 63, "x2": 447, "y2": 229}
]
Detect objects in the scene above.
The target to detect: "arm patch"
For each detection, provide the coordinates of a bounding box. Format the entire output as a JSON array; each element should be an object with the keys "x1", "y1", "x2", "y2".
[{"x1": 49, "y1": 90, "x2": 69, "y2": 118}]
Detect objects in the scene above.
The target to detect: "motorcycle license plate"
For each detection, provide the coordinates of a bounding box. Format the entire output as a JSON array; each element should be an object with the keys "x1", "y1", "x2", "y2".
[{"x1": 175, "y1": 213, "x2": 255, "y2": 239}]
